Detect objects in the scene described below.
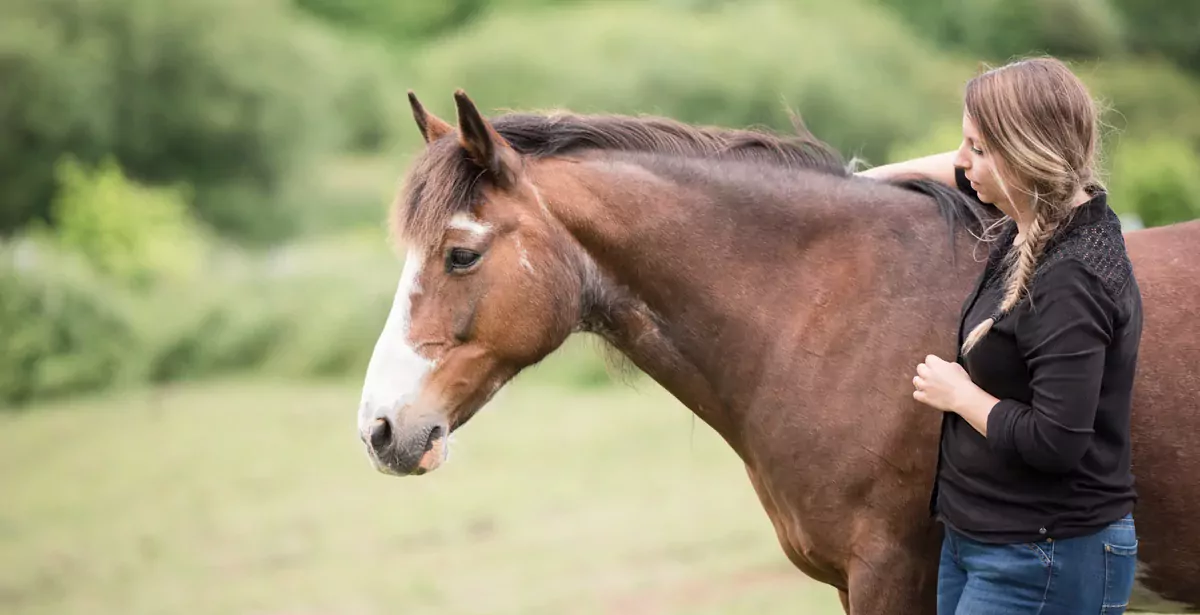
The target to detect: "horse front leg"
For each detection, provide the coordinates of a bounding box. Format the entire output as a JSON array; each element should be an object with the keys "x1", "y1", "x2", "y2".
[{"x1": 844, "y1": 526, "x2": 941, "y2": 615}]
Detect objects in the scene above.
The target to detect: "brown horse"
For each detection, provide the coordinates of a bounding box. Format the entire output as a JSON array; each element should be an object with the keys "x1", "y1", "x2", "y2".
[{"x1": 356, "y1": 90, "x2": 1200, "y2": 614}]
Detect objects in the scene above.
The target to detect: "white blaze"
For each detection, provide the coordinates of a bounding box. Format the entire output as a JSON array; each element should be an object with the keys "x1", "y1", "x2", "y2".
[
  {"x1": 358, "y1": 250, "x2": 433, "y2": 434},
  {"x1": 448, "y1": 213, "x2": 491, "y2": 236}
]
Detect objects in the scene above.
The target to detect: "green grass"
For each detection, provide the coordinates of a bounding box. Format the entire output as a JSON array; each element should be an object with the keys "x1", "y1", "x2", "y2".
[{"x1": 0, "y1": 373, "x2": 842, "y2": 615}]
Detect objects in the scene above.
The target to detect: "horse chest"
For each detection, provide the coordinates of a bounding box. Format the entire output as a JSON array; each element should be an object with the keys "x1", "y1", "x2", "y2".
[{"x1": 746, "y1": 467, "x2": 849, "y2": 587}]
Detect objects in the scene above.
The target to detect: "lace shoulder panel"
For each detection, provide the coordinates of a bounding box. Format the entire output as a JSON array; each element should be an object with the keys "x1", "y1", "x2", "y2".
[{"x1": 1034, "y1": 208, "x2": 1132, "y2": 298}]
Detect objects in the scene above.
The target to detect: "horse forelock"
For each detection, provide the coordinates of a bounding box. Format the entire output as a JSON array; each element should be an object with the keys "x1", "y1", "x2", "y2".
[{"x1": 395, "y1": 139, "x2": 485, "y2": 248}]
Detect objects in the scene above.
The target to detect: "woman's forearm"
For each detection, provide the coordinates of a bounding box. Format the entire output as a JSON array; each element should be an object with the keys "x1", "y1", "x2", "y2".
[{"x1": 855, "y1": 150, "x2": 959, "y2": 186}]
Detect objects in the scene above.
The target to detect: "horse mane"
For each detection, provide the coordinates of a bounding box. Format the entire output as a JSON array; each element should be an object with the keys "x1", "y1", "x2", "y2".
[
  {"x1": 494, "y1": 112, "x2": 849, "y2": 176},
  {"x1": 396, "y1": 110, "x2": 988, "y2": 246}
]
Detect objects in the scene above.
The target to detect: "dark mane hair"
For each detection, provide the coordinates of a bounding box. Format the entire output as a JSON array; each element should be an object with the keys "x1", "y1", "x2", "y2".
[
  {"x1": 396, "y1": 111, "x2": 987, "y2": 245},
  {"x1": 495, "y1": 112, "x2": 849, "y2": 175}
]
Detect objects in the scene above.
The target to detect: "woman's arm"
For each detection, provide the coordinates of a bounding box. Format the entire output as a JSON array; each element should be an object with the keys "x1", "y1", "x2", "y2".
[
  {"x1": 985, "y1": 260, "x2": 1115, "y2": 473},
  {"x1": 855, "y1": 151, "x2": 959, "y2": 186}
]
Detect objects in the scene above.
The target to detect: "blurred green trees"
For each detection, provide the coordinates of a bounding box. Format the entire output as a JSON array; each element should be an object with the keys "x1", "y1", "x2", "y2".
[
  {"x1": 1109, "y1": 138, "x2": 1200, "y2": 227},
  {"x1": 0, "y1": 249, "x2": 136, "y2": 405},
  {"x1": 409, "y1": 1, "x2": 968, "y2": 164},
  {"x1": 48, "y1": 157, "x2": 205, "y2": 285},
  {"x1": 4, "y1": 0, "x2": 1199, "y2": 243},
  {"x1": 0, "y1": 0, "x2": 397, "y2": 242},
  {"x1": 1109, "y1": 0, "x2": 1200, "y2": 74},
  {"x1": 3, "y1": 0, "x2": 1200, "y2": 407},
  {"x1": 875, "y1": 0, "x2": 1124, "y2": 60}
]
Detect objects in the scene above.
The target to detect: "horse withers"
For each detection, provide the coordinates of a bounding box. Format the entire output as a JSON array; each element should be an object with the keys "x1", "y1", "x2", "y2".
[{"x1": 357, "y1": 90, "x2": 1200, "y2": 614}]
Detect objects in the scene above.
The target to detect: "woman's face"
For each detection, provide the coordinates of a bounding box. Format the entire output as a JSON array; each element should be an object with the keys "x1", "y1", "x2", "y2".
[{"x1": 953, "y1": 112, "x2": 1015, "y2": 211}]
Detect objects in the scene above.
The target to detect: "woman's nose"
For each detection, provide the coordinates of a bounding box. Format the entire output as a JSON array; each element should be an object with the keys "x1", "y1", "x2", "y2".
[{"x1": 952, "y1": 143, "x2": 970, "y2": 170}]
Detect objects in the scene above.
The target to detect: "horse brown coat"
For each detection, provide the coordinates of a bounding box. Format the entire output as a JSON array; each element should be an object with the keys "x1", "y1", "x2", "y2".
[{"x1": 362, "y1": 92, "x2": 1200, "y2": 613}]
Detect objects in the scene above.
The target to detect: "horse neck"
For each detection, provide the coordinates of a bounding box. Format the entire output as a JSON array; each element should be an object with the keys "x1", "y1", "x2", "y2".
[{"x1": 529, "y1": 154, "x2": 957, "y2": 459}]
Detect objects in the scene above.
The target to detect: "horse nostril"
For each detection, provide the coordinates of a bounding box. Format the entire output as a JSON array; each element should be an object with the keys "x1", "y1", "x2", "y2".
[
  {"x1": 425, "y1": 424, "x2": 444, "y2": 452},
  {"x1": 369, "y1": 418, "x2": 392, "y2": 451}
]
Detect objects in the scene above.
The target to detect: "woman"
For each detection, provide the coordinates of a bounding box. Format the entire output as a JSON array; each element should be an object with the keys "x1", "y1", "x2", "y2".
[{"x1": 859, "y1": 57, "x2": 1143, "y2": 614}]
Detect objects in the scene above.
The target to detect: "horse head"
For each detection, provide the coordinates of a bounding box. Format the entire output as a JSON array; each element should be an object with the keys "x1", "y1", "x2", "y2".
[{"x1": 358, "y1": 91, "x2": 587, "y2": 475}]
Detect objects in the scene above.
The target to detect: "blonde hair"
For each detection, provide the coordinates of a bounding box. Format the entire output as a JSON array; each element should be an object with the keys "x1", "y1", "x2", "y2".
[{"x1": 961, "y1": 57, "x2": 1105, "y2": 355}]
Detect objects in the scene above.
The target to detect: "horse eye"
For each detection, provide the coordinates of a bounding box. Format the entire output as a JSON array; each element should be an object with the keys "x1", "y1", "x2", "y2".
[{"x1": 448, "y1": 248, "x2": 481, "y2": 271}]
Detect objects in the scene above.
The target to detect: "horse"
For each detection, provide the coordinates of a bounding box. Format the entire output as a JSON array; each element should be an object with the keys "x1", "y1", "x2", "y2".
[{"x1": 356, "y1": 89, "x2": 1200, "y2": 613}]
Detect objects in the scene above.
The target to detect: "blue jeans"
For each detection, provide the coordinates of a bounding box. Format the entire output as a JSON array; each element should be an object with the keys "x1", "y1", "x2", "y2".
[{"x1": 938, "y1": 514, "x2": 1137, "y2": 614}]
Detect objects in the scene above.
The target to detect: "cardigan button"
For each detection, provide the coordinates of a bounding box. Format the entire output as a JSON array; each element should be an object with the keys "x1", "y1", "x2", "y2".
[{"x1": 1038, "y1": 527, "x2": 1048, "y2": 535}]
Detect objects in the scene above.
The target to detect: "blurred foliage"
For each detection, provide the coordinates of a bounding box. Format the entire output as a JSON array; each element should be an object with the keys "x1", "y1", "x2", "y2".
[
  {"x1": 0, "y1": 228, "x2": 401, "y2": 408},
  {"x1": 0, "y1": 0, "x2": 399, "y2": 243},
  {"x1": 408, "y1": 0, "x2": 969, "y2": 164},
  {"x1": 3, "y1": 0, "x2": 1200, "y2": 406},
  {"x1": 46, "y1": 157, "x2": 206, "y2": 286},
  {"x1": 1109, "y1": 0, "x2": 1200, "y2": 74},
  {"x1": 293, "y1": 0, "x2": 484, "y2": 43},
  {"x1": 1108, "y1": 138, "x2": 1200, "y2": 228},
  {"x1": 875, "y1": 0, "x2": 1125, "y2": 61},
  {"x1": 292, "y1": 0, "x2": 586, "y2": 44},
  {"x1": 5, "y1": 0, "x2": 1200, "y2": 241},
  {"x1": 1082, "y1": 60, "x2": 1200, "y2": 150},
  {"x1": 887, "y1": 120, "x2": 965, "y2": 164},
  {"x1": 0, "y1": 249, "x2": 137, "y2": 406}
]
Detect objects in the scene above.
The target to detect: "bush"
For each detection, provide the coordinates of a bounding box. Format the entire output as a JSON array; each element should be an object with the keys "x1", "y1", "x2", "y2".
[
  {"x1": 408, "y1": 0, "x2": 971, "y2": 164},
  {"x1": 0, "y1": 245, "x2": 139, "y2": 406},
  {"x1": 0, "y1": 226, "x2": 405, "y2": 409},
  {"x1": 48, "y1": 157, "x2": 206, "y2": 286},
  {"x1": 1107, "y1": 138, "x2": 1200, "y2": 228},
  {"x1": 0, "y1": 0, "x2": 390, "y2": 242},
  {"x1": 134, "y1": 231, "x2": 398, "y2": 384}
]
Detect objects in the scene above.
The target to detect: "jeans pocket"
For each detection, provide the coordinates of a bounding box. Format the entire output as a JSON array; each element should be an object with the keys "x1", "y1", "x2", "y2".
[
  {"x1": 1021, "y1": 540, "x2": 1054, "y2": 567},
  {"x1": 1102, "y1": 532, "x2": 1138, "y2": 613}
]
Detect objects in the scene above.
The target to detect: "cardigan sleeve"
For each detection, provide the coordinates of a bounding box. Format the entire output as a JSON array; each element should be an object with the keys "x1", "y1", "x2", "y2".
[{"x1": 985, "y1": 259, "x2": 1116, "y2": 473}]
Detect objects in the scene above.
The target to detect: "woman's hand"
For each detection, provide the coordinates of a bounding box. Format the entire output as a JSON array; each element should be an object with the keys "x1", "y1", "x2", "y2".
[
  {"x1": 912, "y1": 354, "x2": 973, "y2": 412},
  {"x1": 913, "y1": 354, "x2": 1000, "y2": 435}
]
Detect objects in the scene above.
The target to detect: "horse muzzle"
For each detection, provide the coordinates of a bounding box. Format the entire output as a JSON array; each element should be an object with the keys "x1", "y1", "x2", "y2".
[{"x1": 361, "y1": 413, "x2": 449, "y2": 476}]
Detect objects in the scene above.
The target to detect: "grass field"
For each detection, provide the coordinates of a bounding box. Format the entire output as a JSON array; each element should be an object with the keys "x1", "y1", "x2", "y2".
[{"x1": 0, "y1": 368, "x2": 843, "y2": 614}]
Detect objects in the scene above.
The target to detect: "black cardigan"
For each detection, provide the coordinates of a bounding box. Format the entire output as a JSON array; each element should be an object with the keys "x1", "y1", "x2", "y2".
[{"x1": 930, "y1": 168, "x2": 1143, "y2": 544}]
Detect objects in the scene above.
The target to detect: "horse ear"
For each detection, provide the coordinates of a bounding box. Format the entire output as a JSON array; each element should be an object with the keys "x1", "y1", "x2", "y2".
[
  {"x1": 453, "y1": 89, "x2": 518, "y2": 186},
  {"x1": 408, "y1": 90, "x2": 452, "y2": 144}
]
